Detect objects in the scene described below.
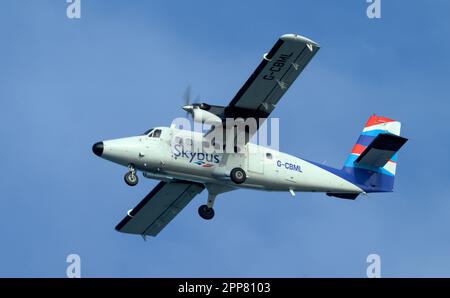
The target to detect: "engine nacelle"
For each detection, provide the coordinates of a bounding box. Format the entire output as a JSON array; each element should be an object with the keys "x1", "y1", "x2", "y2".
[{"x1": 192, "y1": 108, "x2": 222, "y2": 126}]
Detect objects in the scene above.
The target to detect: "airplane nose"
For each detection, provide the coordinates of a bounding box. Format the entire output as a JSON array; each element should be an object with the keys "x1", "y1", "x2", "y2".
[{"x1": 92, "y1": 142, "x2": 104, "y2": 157}]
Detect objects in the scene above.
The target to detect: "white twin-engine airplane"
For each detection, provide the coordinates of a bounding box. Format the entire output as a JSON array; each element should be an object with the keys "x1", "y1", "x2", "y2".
[{"x1": 93, "y1": 34, "x2": 408, "y2": 238}]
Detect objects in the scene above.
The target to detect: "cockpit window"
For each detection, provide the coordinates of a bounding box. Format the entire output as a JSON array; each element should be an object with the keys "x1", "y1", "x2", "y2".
[
  {"x1": 143, "y1": 128, "x2": 154, "y2": 135},
  {"x1": 152, "y1": 129, "x2": 162, "y2": 138}
]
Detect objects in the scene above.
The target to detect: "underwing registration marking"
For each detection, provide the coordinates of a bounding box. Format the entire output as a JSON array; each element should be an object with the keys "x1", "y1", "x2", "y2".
[{"x1": 263, "y1": 52, "x2": 293, "y2": 80}]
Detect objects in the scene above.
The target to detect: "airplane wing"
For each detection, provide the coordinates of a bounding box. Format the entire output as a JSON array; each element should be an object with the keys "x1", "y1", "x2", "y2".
[
  {"x1": 225, "y1": 33, "x2": 320, "y2": 119},
  {"x1": 203, "y1": 34, "x2": 320, "y2": 147},
  {"x1": 115, "y1": 180, "x2": 205, "y2": 237}
]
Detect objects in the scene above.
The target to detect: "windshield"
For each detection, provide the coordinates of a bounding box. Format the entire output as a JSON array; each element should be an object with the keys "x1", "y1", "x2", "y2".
[{"x1": 143, "y1": 128, "x2": 153, "y2": 135}]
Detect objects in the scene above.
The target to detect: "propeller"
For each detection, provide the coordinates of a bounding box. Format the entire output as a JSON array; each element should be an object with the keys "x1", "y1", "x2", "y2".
[{"x1": 182, "y1": 86, "x2": 201, "y2": 119}]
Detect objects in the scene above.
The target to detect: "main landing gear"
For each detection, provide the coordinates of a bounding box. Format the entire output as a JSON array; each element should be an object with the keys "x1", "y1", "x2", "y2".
[
  {"x1": 198, "y1": 205, "x2": 215, "y2": 220},
  {"x1": 124, "y1": 164, "x2": 139, "y2": 186},
  {"x1": 198, "y1": 168, "x2": 246, "y2": 220},
  {"x1": 198, "y1": 193, "x2": 217, "y2": 220}
]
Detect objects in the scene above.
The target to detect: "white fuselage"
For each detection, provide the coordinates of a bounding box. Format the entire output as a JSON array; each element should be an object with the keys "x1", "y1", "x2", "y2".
[{"x1": 99, "y1": 127, "x2": 362, "y2": 194}]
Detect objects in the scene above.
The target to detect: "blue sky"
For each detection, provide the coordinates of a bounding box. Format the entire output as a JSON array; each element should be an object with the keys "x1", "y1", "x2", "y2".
[{"x1": 1, "y1": 0, "x2": 450, "y2": 277}]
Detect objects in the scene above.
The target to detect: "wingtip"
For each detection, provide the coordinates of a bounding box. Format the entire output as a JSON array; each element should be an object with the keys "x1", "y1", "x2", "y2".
[{"x1": 280, "y1": 33, "x2": 320, "y2": 47}]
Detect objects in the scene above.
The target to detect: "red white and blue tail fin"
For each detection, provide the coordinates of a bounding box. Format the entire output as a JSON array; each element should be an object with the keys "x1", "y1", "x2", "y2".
[{"x1": 343, "y1": 115, "x2": 408, "y2": 192}]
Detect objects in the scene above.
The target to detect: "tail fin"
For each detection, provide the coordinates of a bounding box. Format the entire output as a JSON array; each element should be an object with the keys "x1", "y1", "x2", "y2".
[{"x1": 343, "y1": 115, "x2": 408, "y2": 192}]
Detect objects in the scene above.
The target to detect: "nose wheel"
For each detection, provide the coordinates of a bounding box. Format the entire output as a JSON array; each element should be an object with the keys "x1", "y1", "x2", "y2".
[
  {"x1": 124, "y1": 164, "x2": 139, "y2": 186},
  {"x1": 230, "y1": 167, "x2": 246, "y2": 184}
]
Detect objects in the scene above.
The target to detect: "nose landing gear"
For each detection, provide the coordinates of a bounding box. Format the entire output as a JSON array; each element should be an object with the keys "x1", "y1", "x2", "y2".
[
  {"x1": 124, "y1": 164, "x2": 139, "y2": 186},
  {"x1": 230, "y1": 167, "x2": 246, "y2": 184}
]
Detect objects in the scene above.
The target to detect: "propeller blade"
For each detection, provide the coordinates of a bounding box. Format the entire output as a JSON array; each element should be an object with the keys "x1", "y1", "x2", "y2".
[
  {"x1": 181, "y1": 86, "x2": 202, "y2": 119},
  {"x1": 183, "y1": 85, "x2": 192, "y2": 106},
  {"x1": 194, "y1": 94, "x2": 201, "y2": 104}
]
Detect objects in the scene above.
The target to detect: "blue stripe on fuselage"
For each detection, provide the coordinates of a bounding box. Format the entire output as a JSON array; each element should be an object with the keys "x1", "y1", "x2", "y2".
[
  {"x1": 304, "y1": 158, "x2": 394, "y2": 193},
  {"x1": 343, "y1": 155, "x2": 394, "y2": 176}
]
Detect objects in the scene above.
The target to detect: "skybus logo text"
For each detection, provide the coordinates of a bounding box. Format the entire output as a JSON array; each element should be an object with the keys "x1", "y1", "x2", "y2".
[{"x1": 173, "y1": 145, "x2": 220, "y2": 166}]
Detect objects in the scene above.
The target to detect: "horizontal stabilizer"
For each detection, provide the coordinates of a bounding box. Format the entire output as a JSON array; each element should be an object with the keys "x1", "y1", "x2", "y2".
[{"x1": 355, "y1": 133, "x2": 408, "y2": 168}]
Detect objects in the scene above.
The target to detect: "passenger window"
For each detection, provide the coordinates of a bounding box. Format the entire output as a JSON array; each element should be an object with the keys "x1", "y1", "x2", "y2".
[
  {"x1": 211, "y1": 138, "x2": 221, "y2": 150},
  {"x1": 152, "y1": 129, "x2": 162, "y2": 138},
  {"x1": 266, "y1": 153, "x2": 273, "y2": 159},
  {"x1": 174, "y1": 137, "x2": 183, "y2": 145}
]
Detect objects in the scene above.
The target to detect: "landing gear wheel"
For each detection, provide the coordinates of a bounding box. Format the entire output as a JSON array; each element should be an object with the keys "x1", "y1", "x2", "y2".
[
  {"x1": 198, "y1": 205, "x2": 215, "y2": 220},
  {"x1": 124, "y1": 171, "x2": 139, "y2": 186},
  {"x1": 230, "y1": 167, "x2": 246, "y2": 184}
]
